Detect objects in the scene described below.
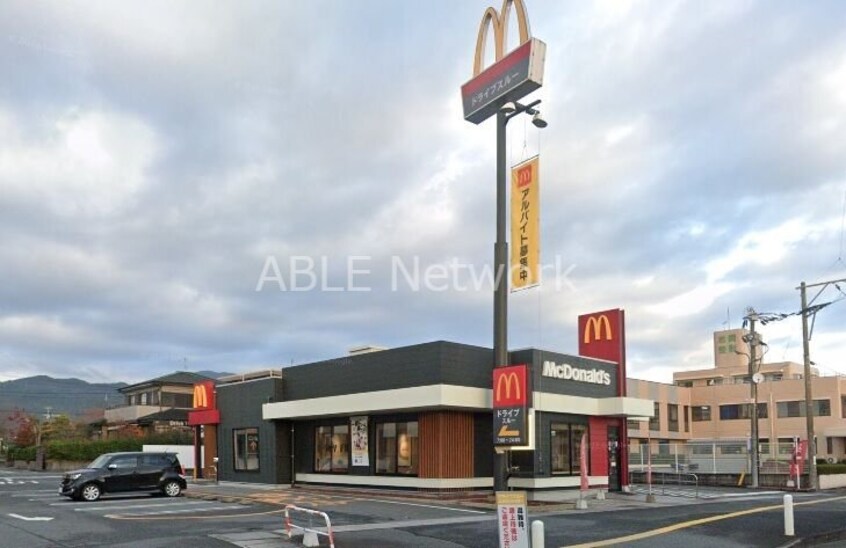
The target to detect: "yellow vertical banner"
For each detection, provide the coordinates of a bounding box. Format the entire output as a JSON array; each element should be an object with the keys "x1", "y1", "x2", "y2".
[{"x1": 510, "y1": 155, "x2": 540, "y2": 291}]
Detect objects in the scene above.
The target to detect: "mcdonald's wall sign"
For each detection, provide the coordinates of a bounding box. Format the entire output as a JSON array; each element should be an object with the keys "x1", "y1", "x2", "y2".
[
  {"x1": 187, "y1": 380, "x2": 220, "y2": 426},
  {"x1": 461, "y1": 0, "x2": 546, "y2": 124},
  {"x1": 578, "y1": 309, "x2": 626, "y2": 396}
]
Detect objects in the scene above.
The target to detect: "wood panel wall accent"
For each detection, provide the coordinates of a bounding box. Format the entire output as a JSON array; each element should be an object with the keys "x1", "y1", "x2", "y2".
[
  {"x1": 202, "y1": 425, "x2": 218, "y2": 478},
  {"x1": 419, "y1": 411, "x2": 474, "y2": 478}
]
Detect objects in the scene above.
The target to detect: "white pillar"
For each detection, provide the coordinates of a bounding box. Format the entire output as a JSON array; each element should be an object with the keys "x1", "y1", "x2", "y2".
[
  {"x1": 784, "y1": 494, "x2": 794, "y2": 537},
  {"x1": 531, "y1": 520, "x2": 545, "y2": 548}
]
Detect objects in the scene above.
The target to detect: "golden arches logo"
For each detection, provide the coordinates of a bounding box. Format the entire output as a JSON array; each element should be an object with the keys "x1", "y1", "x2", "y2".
[
  {"x1": 583, "y1": 315, "x2": 613, "y2": 344},
  {"x1": 495, "y1": 372, "x2": 521, "y2": 401},
  {"x1": 193, "y1": 384, "x2": 209, "y2": 408},
  {"x1": 473, "y1": 0, "x2": 531, "y2": 77}
]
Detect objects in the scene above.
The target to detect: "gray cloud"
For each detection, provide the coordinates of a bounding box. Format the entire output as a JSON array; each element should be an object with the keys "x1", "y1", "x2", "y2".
[{"x1": 1, "y1": 0, "x2": 845, "y2": 384}]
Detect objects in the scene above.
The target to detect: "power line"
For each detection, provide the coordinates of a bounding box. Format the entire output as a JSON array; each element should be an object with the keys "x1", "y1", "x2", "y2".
[{"x1": 839, "y1": 188, "x2": 846, "y2": 262}]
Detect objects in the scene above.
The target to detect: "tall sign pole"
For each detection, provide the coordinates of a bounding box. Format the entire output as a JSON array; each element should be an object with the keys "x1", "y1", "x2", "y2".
[{"x1": 461, "y1": 0, "x2": 546, "y2": 493}]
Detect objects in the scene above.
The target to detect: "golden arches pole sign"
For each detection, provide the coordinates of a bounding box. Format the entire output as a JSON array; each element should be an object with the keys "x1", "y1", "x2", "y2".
[{"x1": 461, "y1": 0, "x2": 546, "y2": 124}]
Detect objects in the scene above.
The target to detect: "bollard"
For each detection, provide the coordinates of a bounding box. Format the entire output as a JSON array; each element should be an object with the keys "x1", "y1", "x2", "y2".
[
  {"x1": 531, "y1": 520, "x2": 545, "y2": 548},
  {"x1": 784, "y1": 494, "x2": 794, "y2": 537}
]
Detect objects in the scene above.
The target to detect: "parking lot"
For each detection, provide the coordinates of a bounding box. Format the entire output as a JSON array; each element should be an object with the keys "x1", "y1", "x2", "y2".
[{"x1": 0, "y1": 469, "x2": 285, "y2": 547}]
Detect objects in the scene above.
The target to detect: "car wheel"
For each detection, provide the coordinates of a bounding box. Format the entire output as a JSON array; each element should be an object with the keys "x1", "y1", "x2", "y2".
[
  {"x1": 162, "y1": 480, "x2": 181, "y2": 497},
  {"x1": 80, "y1": 483, "x2": 101, "y2": 502}
]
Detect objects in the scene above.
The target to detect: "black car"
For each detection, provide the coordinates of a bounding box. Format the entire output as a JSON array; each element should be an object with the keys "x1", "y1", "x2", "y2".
[{"x1": 60, "y1": 451, "x2": 187, "y2": 502}]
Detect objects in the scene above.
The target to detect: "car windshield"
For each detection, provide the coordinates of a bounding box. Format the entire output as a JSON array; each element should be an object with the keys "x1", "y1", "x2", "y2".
[{"x1": 87, "y1": 455, "x2": 112, "y2": 469}]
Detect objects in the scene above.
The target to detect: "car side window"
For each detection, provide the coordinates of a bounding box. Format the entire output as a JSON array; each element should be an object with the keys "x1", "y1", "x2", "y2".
[
  {"x1": 140, "y1": 455, "x2": 166, "y2": 466},
  {"x1": 109, "y1": 456, "x2": 138, "y2": 469}
]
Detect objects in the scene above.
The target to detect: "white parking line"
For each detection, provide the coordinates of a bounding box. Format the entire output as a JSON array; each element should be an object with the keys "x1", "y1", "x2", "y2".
[
  {"x1": 70, "y1": 501, "x2": 212, "y2": 512},
  {"x1": 0, "y1": 476, "x2": 62, "y2": 480},
  {"x1": 114, "y1": 504, "x2": 245, "y2": 517},
  {"x1": 352, "y1": 498, "x2": 487, "y2": 514}
]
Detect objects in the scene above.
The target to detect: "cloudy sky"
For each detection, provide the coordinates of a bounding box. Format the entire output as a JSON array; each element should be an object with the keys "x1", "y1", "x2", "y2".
[{"x1": 1, "y1": 0, "x2": 845, "y2": 385}]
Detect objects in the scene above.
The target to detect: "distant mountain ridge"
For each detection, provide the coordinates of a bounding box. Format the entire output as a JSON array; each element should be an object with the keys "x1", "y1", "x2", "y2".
[{"x1": 0, "y1": 371, "x2": 232, "y2": 419}]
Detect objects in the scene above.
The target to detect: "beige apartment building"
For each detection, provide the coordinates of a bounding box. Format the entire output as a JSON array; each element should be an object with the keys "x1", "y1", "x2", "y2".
[{"x1": 628, "y1": 329, "x2": 846, "y2": 465}]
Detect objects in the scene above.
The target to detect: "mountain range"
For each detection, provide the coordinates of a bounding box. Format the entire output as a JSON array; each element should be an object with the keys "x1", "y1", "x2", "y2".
[{"x1": 0, "y1": 371, "x2": 232, "y2": 420}]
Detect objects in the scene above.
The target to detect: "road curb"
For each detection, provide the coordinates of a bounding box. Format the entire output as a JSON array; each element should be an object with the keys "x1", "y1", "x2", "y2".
[{"x1": 778, "y1": 528, "x2": 846, "y2": 547}]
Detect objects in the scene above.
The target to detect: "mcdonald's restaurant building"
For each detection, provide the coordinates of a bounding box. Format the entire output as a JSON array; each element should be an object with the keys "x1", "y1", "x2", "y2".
[{"x1": 189, "y1": 310, "x2": 652, "y2": 492}]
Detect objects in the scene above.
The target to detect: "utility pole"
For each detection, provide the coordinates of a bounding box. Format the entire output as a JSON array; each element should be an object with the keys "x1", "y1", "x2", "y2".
[
  {"x1": 747, "y1": 313, "x2": 760, "y2": 489},
  {"x1": 799, "y1": 281, "x2": 815, "y2": 491},
  {"x1": 797, "y1": 276, "x2": 846, "y2": 491}
]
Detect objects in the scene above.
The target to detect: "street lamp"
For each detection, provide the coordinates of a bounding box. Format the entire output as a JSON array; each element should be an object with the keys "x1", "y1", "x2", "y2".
[{"x1": 492, "y1": 98, "x2": 547, "y2": 492}]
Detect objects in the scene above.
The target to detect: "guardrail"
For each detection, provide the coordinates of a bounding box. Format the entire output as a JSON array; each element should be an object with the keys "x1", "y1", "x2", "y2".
[
  {"x1": 658, "y1": 471, "x2": 699, "y2": 498},
  {"x1": 284, "y1": 504, "x2": 335, "y2": 548}
]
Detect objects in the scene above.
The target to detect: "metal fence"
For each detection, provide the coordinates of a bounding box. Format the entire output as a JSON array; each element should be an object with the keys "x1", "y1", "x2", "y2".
[{"x1": 628, "y1": 440, "x2": 799, "y2": 475}]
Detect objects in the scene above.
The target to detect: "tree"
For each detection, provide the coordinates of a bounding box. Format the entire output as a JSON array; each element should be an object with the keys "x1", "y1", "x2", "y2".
[
  {"x1": 6, "y1": 409, "x2": 40, "y2": 447},
  {"x1": 41, "y1": 415, "x2": 76, "y2": 442}
]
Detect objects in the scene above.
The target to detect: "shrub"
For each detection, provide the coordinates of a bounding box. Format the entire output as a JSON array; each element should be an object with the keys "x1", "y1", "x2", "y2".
[
  {"x1": 817, "y1": 463, "x2": 846, "y2": 475},
  {"x1": 8, "y1": 446, "x2": 36, "y2": 462}
]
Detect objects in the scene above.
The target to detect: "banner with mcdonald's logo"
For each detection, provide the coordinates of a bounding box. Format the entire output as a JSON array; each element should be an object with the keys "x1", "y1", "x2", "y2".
[
  {"x1": 510, "y1": 156, "x2": 540, "y2": 291},
  {"x1": 578, "y1": 309, "x2": 626, "y2": 396}
]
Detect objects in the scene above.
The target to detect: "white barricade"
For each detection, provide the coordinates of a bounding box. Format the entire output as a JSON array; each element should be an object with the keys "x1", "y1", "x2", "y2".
[{"x1": 284, "y1": 504, "x2": 335, "y2": 548}]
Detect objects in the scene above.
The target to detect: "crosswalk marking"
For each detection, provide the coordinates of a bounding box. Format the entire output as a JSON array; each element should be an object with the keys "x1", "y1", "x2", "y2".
[{"x1": 629, "y1": 486, "x2": 785, "y2": 500}]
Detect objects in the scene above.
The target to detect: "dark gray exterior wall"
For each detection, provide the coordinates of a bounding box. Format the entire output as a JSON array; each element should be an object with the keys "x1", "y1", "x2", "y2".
[
  {"x1": 280, "y1": 342, "x2": 616, "y2": 402},
  {"x1": 281, "y1": 342, "x2": 492, "y2": 401},
  {"x1": 217, "y1": 378, "x2": 287, "y2": 484}
]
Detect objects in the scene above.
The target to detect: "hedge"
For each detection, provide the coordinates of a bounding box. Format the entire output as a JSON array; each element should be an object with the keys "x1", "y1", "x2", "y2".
[
  {"x1": 8, "y1": 432, "x2": 193, "y2": 463},
  {"x1": 817, "y1": 463, "x2": 846, "y2": 475},
  {"x1": 8, "y1": 446, "x2": 36, "y2": 462}
]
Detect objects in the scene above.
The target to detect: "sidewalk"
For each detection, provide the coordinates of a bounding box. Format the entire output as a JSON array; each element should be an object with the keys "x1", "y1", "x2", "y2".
[{"x1": 184, "y1": 479, "x2": 677, "y2": 513}]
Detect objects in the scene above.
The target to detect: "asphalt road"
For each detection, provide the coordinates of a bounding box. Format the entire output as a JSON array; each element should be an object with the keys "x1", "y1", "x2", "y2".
[{"x1": 3, "y1": 468, "x2": 846, "y2": 548}]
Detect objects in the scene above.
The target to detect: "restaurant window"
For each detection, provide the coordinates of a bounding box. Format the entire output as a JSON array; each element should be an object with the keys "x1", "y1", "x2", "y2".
[
  {"x1": 668, "y1": 404, "x2": 679, "y2": 432},
  {"x1": 627, "y1": 420, "x2": 641, "y2": 431},
  {"x1": 234, "y1": 428, "x2": 259, "y2": 471},
  {"x1": 314, "y1": 424, "x2": 349, "y2": 473},
  {"x1": 649, "y1": 402, "x2": 660, "y2": 431},
  {"x1": 692, "y1": 406, "x2": 711, "y2": 422},
  {"x1": 684, "y1": 405, "x2": 690, "y2": 433},
  {"x1": 375, "y1": 421, "x2": 418, "y2": 475},
  {"x1": 551, "y1": 423, "x2": 588, "y2": 476}
]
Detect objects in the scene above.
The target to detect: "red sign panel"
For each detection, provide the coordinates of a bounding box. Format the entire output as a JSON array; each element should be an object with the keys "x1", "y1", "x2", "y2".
[
  {"x1": 192, "y1": 381, "x2": 216, "y2": 410},
  {"x1": 578, "y1": 309, "x2": 624, "y2": 363},
  {"x1": 493, "y1": 365, "x2": 528, "y2": 408}
]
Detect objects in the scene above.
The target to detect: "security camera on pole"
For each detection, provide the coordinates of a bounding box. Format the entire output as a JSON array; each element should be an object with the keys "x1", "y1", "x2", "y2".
[{"x1": 461, "y1": 0, "x2": 548, "y2": 494}]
